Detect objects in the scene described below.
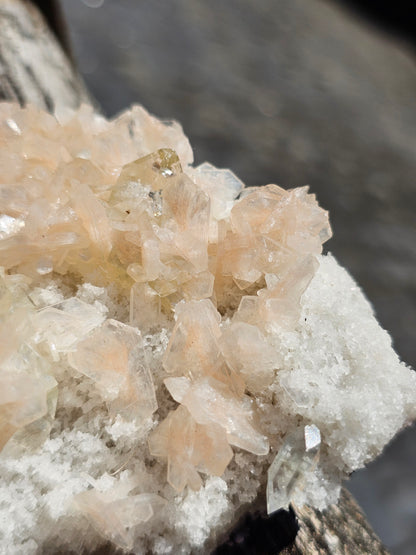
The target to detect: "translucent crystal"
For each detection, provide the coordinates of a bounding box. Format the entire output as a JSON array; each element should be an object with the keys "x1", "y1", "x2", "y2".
[
  {"x1": 163, "y1": 299, "x2": 222, "y2": 380},
  {"x1": 220, "y1": 322, "x2": 275, "y2": 393},
  {"x1": 74, "y1": 486, "x2": 166, "y2": 550},
  {"x1": 181, "y1": 271, "x2": 214, "y2": 301},
  {"x1": 110, "y1": 105, "x2": 193, "y2": 168},
  {"x1": 1, "y1": 380, "x2": 58, "y2": 455},
  {"x1": 0, "y1": 214, "x2": 25, "y2": 239},
  {"x1": 0, "y1": 301, "x2": 34, "y2": 366},
  {"x1": 36, "y1": 257, "x2": 53, "y2": 275},
  {"x1": 70, "y1": 182, "x2": 112, "y2": 257},
  {"x1": 162, "y1": 174, "x2": 210, "y2": 271},
  {"x1": 192, "y1": 163, "x2": 243, "y2": 216},
  {"x1": 0, "y1": 368, "x2": 57, "y2": 451},
  {"x1": 164, "y1": 376, "x2": 269, "y2": 456},
  {"x1": 148, "y1": 405, "x2": 232, "y2": 492},
  {"x1": 267, "y1": 424, "x2": 321, "y2": 514},
  {"x1": 191, "y1": 162, "x2": 243, "y2": 241},
  {"x1": 230, "y1": 185, "x2": 331, "y2": 259},
  {"x1": 130, "y1": 282, "x2": 162, "y2": 332},
  {"x1": 258, "y1": 255, "x2": 319, "y2": 329},
  {"x1": 234, "y1": 255, "x2": 319, "y2": 330},
  {"x1": 110, "y1": 148, "x2": 182, "y2": 208},
  {"x1": 34, "y1": 298, "x2": 106, "y2": 355},
  {"x1": 68, "y1": 319, "x2": 157, "y2": 419}
]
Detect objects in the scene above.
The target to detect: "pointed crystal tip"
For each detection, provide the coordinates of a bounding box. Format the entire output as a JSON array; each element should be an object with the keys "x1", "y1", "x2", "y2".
[
  {"x1": 304, "y1": 424, "x2": 321, "y2": 451},
  {"x1": 266, "y1": 424, "x2": 321, "y2": 514}
]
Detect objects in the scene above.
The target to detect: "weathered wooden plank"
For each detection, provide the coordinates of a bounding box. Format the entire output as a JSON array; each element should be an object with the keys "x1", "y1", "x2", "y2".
[
  {"x1": 0, "y1": 0, "x2": 90, "y2": 111},
  {"x1": 283, "y1": 488, "x2": 390, "y2": 554}
]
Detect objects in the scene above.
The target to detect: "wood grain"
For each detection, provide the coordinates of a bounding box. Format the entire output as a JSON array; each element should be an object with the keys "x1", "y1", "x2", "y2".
[{"x1": 0, "y1": 0, "x2": 90, "y2": 111}]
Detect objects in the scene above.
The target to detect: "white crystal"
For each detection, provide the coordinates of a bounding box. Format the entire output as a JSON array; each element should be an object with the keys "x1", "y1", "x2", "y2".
[
  {"x1": 267, "y1": 425, "x2": 321, "y2": 514},
  {"x1": 305, "y1": 424, "x2": 321, "y2": 451},
  {"x1": 34, "y1": 298, "x2": 106, "y2": 354},
  {"x1": 0, "y1": 215, "x2": 24, "y2": 239}
]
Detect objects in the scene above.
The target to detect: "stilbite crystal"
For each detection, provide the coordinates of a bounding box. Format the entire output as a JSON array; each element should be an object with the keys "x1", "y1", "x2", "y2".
[
  {"x1": 148, "y1": 405, "x2": 233, "y2": 492},
  {"x1": 0, "y1": 102, "x2": 414, "y2": 554},
  {"x1": 219, "y1": 322, "x2": 275, "y2": 393},
  {"x1": 34, "y1": 298, "x2": 107, "y2": 356},
  {"x1": 68, "y1": 319, "x2": 157, "y2": 419},
  {"x1": 164, "y1": 376, "x2": 269, "y2": 455},
  {"x1": 163, "y1": 300, "x2": 222, "y2": 379},
  {"x1": 0, "y1": 369, "x2": 56, "y2": 451},
  {"x1": 73, "y1": 481, "x2": 166, "y2": 550}
]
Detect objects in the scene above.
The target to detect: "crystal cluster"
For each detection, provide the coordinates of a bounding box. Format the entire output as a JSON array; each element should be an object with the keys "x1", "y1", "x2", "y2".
[{"x1": 0, "y1": 102, "x2": 415, "y2": 554}]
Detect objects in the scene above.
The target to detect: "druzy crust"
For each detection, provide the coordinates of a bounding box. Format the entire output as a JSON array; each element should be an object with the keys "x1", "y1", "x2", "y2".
[{"x1": 0, "y1": 102, "x2": 414, "y2": 554}]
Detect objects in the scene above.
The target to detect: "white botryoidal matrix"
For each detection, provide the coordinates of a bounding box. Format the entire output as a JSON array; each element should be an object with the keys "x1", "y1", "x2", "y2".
[{"x1": 0, "y1": 102, "x2": 414, "y2": 554}]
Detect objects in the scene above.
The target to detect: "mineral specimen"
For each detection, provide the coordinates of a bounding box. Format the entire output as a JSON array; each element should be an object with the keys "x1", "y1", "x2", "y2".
[{"x1": 0, "y1": 102, "x2": 415, "y2": 554}]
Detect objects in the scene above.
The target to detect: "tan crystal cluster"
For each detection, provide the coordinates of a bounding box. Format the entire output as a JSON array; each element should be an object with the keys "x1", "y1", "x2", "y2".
[
  {"x1": 0, "y1": 101, "x2": 351, "y2": 550},
  {"x1": 1, "y1": 102, "x2": 415, "y2": 554},
  {"x1": 0, "y1": 102, "x2": 330, "y2": 471}
]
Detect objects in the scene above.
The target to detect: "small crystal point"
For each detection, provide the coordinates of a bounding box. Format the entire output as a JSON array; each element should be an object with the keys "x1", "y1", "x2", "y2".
[
  {"x1": 112, "y1": 148, "x2": 182, "y2": 204},
  {"x1": 304, "y1": 424, "x2": 321, "y2": 451},
  {"x1": 266, "y1": 425, "x2": 321, "y2": 514}
]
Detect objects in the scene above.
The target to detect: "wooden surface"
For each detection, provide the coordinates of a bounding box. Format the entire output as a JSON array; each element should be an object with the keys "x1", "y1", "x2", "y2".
[
  {"x1": 0, "y1": 1, "x2": 392, "y2": 553},
  {"x1": 0, "y1": 0, "x2": 90, "y2": 111},
  {"x1": 283, "y1": 488, "x2": 390, "y2": 554}
]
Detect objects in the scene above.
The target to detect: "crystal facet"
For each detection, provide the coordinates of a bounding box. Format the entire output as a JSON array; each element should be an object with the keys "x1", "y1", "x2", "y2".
[
  {"x1": 267, "y1": 425, "x2": 321, "y2": 514},
  {"x1": 68, "y1": 319, "x2": 157, "y2": 418}
]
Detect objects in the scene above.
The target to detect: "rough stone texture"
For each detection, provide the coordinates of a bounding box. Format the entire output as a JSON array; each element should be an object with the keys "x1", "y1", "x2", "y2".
[{"x1": 60, "y1": 1, "x2": 416, "y2": 551}]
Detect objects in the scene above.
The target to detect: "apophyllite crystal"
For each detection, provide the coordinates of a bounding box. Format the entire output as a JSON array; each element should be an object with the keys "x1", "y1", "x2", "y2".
[{"x1": 0, "y1": 102, "x2": 415, "y2": 554}]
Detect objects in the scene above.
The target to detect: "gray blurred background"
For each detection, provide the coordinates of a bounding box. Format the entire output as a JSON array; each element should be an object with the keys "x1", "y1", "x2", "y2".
[{"x1": 59, "y1": 1, "x2": 416, "y2": 552}]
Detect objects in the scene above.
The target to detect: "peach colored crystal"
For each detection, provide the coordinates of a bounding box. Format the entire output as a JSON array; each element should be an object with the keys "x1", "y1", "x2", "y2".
[
  {"x1": 68, "y1": 319, "x2": 157, "y2": 419},
  {"x1": 0, "y1": 102, "x2": 331, "y2": 493},
  {"x1": 148, "y1": 404, "x2": 233, "y2": 492},
  {"x1": 74, "y1": 483, "x2": 166, "y2": 550}
]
